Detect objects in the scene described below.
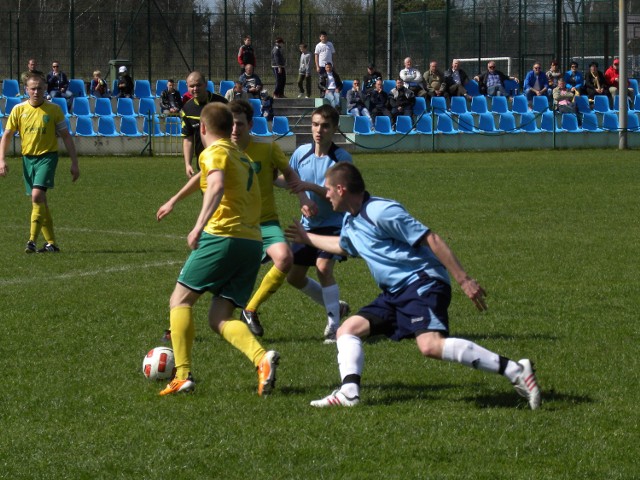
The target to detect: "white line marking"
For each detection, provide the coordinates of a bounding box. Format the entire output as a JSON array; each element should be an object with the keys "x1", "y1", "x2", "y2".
[{"x1": 3, "y1": 224, "x2": 185, "y2": 240}]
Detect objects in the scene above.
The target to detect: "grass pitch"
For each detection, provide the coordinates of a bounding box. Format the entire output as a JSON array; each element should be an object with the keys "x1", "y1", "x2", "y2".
[{"x1": 0, "y1": 150, "x2": 638, "y2": 479}]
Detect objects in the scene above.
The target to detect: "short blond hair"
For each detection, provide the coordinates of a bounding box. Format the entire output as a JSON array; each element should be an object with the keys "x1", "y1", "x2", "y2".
[
  {"x1": 93, "y1": 70, "x2": 102, "y2": 77},
  {"x1": 201, "y1": 103, "x2": 233, "y2": 137}
]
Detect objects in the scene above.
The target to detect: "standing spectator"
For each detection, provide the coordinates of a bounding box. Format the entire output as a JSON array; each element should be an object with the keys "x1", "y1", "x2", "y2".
[
  {"x1": 523, "y1": 62, "x2": 549, "y2": 107},
  {"x1": 90, "y1": 70, "x2": 109, "y2": 98},
  {"x1": 366, "y1": 79, "x2": 390, "y2": 123},
  {"x1": 22, "y1": 58, "x2": 44, "y2": 95},
  {"x1": 604, "y1": 58, "x2": 633, "y2": 100},
  {"x1": 237, "y1": 35, "x2": 256, "y2": 75},
  {"x1": 116, "y1": 66, "x2": 134, "y2": 98},
  {"x1": 239, "y1": 64, "x2": 263, "y2": 99},
  {"x1": 583, "y1": 61, "x2": 609, "y2": 103},
  {"x1": 224, "y1": 81, "x2": 249, "y2": 102},
  {"x1": 363, "y1": 63, "x2": 382, "y2": 93},
  {"x1": 346, "y1": 79, "x2": 371, "y2": 119},
  {"x1": 314, "y1": 31, "x2": 336, "y2": 74},
  {"x1": 160, "y1": 78, "x2": 183, "y2": 114},
  {"x1": 564, "y1": 61, "x2": 584, "y2": 96},
  {"x1": 400, "y1": 57, "x2": 425, "y2": 97},
  {"x1": 388, "y1": 78, "x2": 415, "y2": 126},
  {"x1": 297, "y1": 43, "x2": 313, "y2": 98},
  {"x1": 0, "y1": 73, "x2": 80, "y2": 254},
  {"x1": 444, "y1": 59, "x2": 472, "y2": 100},
  {"x1": 180, "y1": 71, "x2": 227, "y2": 177},
  {"x1": 318, "y1": 62, "x2": 342, "y2": 110},
  {"x1": 423, "y1": 61, "x2": 446, "y2": 104},
  {"x1": 474, "y1": 61, "x2": 518, "y2": 97},
  {"x1": 271, "y1": 37, "x2": 287, "y2": 98},
  {"x1": 46, "y1": 61, "x2": 74, "y2": 108}
]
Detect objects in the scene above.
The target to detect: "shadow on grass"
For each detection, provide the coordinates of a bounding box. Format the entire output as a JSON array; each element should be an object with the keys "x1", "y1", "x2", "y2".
[
  {"x1": 78, "y1": 249, "x2": 181, "y2": 254},
  {"x1": 469, "y1": 388, "x2": 593, "y2": 410},
  {"x1": 455, "y1": 332, "x2": 559, "y2": 342}
]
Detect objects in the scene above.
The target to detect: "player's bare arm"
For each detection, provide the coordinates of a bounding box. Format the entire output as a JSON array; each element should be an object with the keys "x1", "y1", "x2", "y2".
[
  {"x1": 60, "y1": 130, "x2": 80, "y2": 182},
  {"x1": 157, "y1": 173, "x2": 202, "y2": 221},
  {"x1": 0, "y1": 129, "x2": 16, "y2": 177},
  {"x1": 187, "y1": 169, "x2": 224, "y2": 250},
  {"x1": 285, "y1": 219, "x2": 345, "y2": 255}
]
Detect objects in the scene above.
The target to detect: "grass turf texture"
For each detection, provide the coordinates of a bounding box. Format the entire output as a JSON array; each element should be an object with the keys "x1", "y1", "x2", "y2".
[{"x1": 0, "y1": 150, "x2": 638, "y2": 479}]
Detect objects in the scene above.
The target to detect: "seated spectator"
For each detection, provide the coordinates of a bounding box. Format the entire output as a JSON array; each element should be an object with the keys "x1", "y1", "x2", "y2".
[
  {"x1": 423, "y1": 61, "x2": 447, "y2": 105},
  {"x1": 260, "y1": 89, "x2": 274, "y2": 121},
  {"x1": 318, "y1": 62, "x2": 342, "y2": 110},
  {"x1": 90, "y1": 70, "x2": 109, "y2": 98},
  {"x1": 116, "y1": 66, "x2": 134, "y2": 98},
  {"x1": 346, "y1": 79, "x2": 371, "y2": 119},
  {"x1": 363, "y1": 63, "x2": 383, "y2": 93},
  {"x1": 583, "y1": 61, "x2": 610, "y2": 103},
  {"x1": 388, "y1": 78, "x2": 415, "y2": 126},
  {"x1": 240, "y1": 64, "x2": 263, "y2": 99},
  {"x1": 604, "y1": 58, "x2": 634, "y2": 99},
  {"x1": 160, "y1": 78, "x2": 183, "y2": 114},
  {"x1": 474, "y1": 61, "x2": 518, "y2": 97},
  {"x1": 46, "y1": 61, "x2": 74, "y2": 108},
  {"x1": 523, "y1": 62, "x2": 549, "y2": 107},
  {"x1": 366, "y1": 79, "x2": 390, "y2": 124},
  {"x1": 444, "y1": 59, "x2": 471, "y2": 100},
  {"x1": 400, "y1": 57, "x2": 426, "y2": 97},
  {"x1": 225, "y1": 81, "x2": 249, "y2": 102},
  {"x1": 553, "y1": 78, "x2": 577, "y2": 114},
  {"x1": 564, "y1": 62, "x2": 584, "y2": 96},
  {"x1": 546, "y1": 59, "x2": 562, "y2": 98}
]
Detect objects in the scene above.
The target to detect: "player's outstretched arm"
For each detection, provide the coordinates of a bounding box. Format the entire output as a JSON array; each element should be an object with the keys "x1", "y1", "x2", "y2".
[
  {"x1": 424, "y1": 231, "x2": 487, "y2": 311},
  {"x1": 157, "y1": 173, "x2": 201, "y2": 221},
  {"x1": 285, "y1": 219, "x2": 346, "y2": 255}
]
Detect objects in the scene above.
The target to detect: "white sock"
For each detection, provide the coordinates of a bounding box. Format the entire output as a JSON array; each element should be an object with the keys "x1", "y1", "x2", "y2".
[
  {"x1": 442, "y1": 337, "x2": 505, "y2": 374},
  {"x1": 337, "y1": 334, "x2": 363, "y2": 397},
  {"x1": 300, "y1": 277, "x2": 324, "y2": 306},
  {"x1": 322, "y1": 284, "x2": 340, "y2": 329}
]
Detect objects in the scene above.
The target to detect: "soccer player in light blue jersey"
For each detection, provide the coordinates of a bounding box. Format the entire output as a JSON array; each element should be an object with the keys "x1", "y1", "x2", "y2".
[{"x1": 286, "y1": 162, "x2": 541, "y2": 410}]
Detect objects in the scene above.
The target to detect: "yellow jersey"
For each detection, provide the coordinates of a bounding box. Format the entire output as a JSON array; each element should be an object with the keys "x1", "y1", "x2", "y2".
[
  {"x1": 199, "y1": 138, "x2": 261, "y2": 241},
  {"x1": 244, "y1": 140, "x2": 289, "y2": 224},
  {"x1": 6, "y1": 100, "x2": 67, "y2": 156}
]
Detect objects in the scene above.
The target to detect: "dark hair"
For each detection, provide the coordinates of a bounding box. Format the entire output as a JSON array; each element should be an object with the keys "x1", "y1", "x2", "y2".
[
  {"x1": 312, "y1": 104, "x2": 340, "y2": 128},
  {"x1": 589, "y1": 61, "x2": 599, "y2": 68},
  {"x1": 319, "y1": 30, "x2": 327, "y2": 36},
  {"x1": 275, "y1": 37, "x2": 284, "y2": 44},
  {"x1": 299, "y1": 43, "x2": 307, "y2": 48},
  {"x1": 229, "y1": 98, "x2": 253, "y2": 124},
  {"x1": 570, "y1": 62, "x2": 579, "y2": 67},
  {"x1": 167, "y1": 78, "x2": 175, "y2": 83},
  {"x1": 326, "y1": 162, "x2": 366, "y2": 194}
]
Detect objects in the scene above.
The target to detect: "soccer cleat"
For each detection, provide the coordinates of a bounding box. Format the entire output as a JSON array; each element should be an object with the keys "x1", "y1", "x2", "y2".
[
  {"x1": 323, "y1": 324, "x2": 337, "y2": 344},
  {"x1": 257, "y1": 350, "x2": 279, "y2": 396},
  {"x1": 161, "y1": 329, "x2": 171, "y2": 343},
  {"x1": 339, "y1": 300, "x2": 351, "y2": 319},
  {"x1": 37, "y1": 243, "x2": 60, "y2": 253},
  {"x1": 241, "y1": 309, "x2": 264, "y2": 337},
  {"x1": 25, "y1": 240, "x2": 37, "y2": 254},
  {"x1": 310, "y1": 389, "x2": 360, "y2": 408},
  {"x1": 159, "y1": 373, "x2": 195, "y2": 396},
  {"x1": 513, "y1": 359, "x2": 541, "y2": 410}
]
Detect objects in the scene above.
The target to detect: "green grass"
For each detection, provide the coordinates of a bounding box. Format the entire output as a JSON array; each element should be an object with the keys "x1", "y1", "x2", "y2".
[{"x1": 0, "y1": 150, "x2": 639, "y2": 479}]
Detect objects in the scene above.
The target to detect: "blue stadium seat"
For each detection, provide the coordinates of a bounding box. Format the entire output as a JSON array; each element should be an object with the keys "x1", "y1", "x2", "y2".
[
  {"x1": 97, "y1": 116, "x2": 120, "y2": 136},
  {"x1": 465, "y1": 79, "x2": 480, "y2": 97},
  {"x1": 560, "y1": 113, "x2": 582, "y2": 133},
  {"x1": 2, "y1": 79, "x2": 22, "y2": 98},
  {"x1": 250, "y1": 116, "x2": 272, "y2": 136},
  {"x1": 429, "y1": 96, "x2": 447, "y2": 115},
  {"x1": 602, "y1": 111, "x2": 619, "y2": 131},
  {"x1": 574, "y1": 95, "x2": 591, "y2": 115},
  {"x1": 249, "y1": 98, "x2": 262, "y2": 117},
  {"x1": 626, "y1": 112, "x2": 640, "y2": 132},
  {"x1": 519, "y1": 112, "x2": 541, "y2": 133},
  {"x1": 138, "y1": 97, "x2": 157, "y2": 117},
  {"x1": 72, "y1": 96, "x2": 93, "y2": 117},
  {"x1": 354, "y1": 116, "x2": 374, "y2": 135},
  {"x1": 382, "y1": 80, "x2": 395, "y2": 94},
  {"x1": 272, "y1": 116, "x2": 294, "y2": 136},
  {"x1": 581, "y1": 112, "x2": 602, "y2": 132},
  {"x1": 413, "y1": 96, "x2": 427, "y2": 117},
  {"x1": 143, "y1": 115, "x2": 165, "y2": 136},
  {"x1": 415, "y1": 115, "x2": 433, "y2": 134},
  {"x1": 111, "y1": 80, "x2": 120, "y2": 98},
  {"x1": 450, "y1": 96, "x2": 469, "y2": 115},
  {"x1": 177, "y1": 80, "x2": 188, "y2": 97},
  {"x1": 593, "y1": 95, "x2": 611, "y2": 114},
  {"x1": 119, "y1": 115, "x2": 143, "y2": 136},
  {"x1": 94, "y1": 97, "x2": 115, "y2": 117},
  {"x1": 116, "y1": 97, "x2": 137, "y2": 117},
  {"x1": 340, "y1": 80, "x2": 353, "y2": 97},
  {"x1": 470, "y1": 95, "x2": 488, "y2": 115},
  {"x1": 68, "y1": 79, "x2": 86, "y2": 97},
  {"x1": 478, "y1": 112, "x2": 499, "y2": 132},
  {"x1": 629, "y1": 78, "x2": 639, "y2": 97},
  {"x1": 51, "y1": 97, "x2": 71, "y2": 117},
  {"x1": 613, "y1": 95, "x2": 632, "y2": 113},
  {"x1": 504, "y1": 79, "x2": 520, "y2": 96},
  {"x1": 491, "y1": 96, "x2": 509, "y2": 114},
  {"x1": 207, "y1": 80, "x2": 215, "y2": 94},
  {"x1": 498, "y1": 112, "x2": 520, "y2": 132},
  {"x1": 4, "y1": 96, "x2": 23, "y2": 116},
  {"x1": 374, "y1": 115, "x2": 396, "y2": 135},
  {"x1": 394, "y1": 115, "x2": 416, "y2": 135},
  {"x1": 456, "y1": 113, "x2": 477, "y2": 133},
  {"x1": 511, "y1": 95, "x2": 529, "y2": 115},
  {"x1": 540, "y1": 111, "x2": 563, "y2": 132},
  {"x1": 165, "y1": 116, "x2": 182, "y2": 136},
  {"x1": 532, "y1": 95, "x2": 549, "y2": 113},
  {"x1": 155, "y1": 79, "x2": 168, "y2": 98},
  {"x1": 219, "y1": 80, "x2": 234, "y2": 97},
  {"x1": 435, "y1": 114, "x2": 457, "y2": 134},
  {"x1": 74, "y1": 115, "x2": 97, "y2": 136},
  {"x1": 134, "y1": 80, "x2": 153, "y2": 99}
]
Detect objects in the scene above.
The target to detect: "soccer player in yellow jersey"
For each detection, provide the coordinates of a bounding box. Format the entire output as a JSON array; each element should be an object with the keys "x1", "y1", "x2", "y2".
[
  {"x1": 159, "y1": 102, "x2": 279, "y2": 396},
  {"x1": 0, "y1": 73, "x2": 79, "y2": 253}
]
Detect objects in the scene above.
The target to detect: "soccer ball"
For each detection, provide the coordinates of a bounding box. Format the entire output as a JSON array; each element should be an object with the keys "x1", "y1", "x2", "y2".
[{"x1": 142, "y1": 347, "x2": 176, "y2": 381}]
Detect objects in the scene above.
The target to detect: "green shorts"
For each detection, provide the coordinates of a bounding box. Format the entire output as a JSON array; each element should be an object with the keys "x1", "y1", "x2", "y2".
[
  {"x1": 260, "y1": 220, "x2": 287, "y2": 262},
  {"x1": 23, "y1": 153, "x2": 58, "y2": 195},
  {"x1": 177, "y1": 232, "x2": 262, "y2": 307}
]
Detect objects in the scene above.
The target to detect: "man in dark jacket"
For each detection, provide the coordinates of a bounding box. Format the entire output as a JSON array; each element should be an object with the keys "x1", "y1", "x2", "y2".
[{"x1": 474, "y1": 61, "x2": 518, "y2": 97}]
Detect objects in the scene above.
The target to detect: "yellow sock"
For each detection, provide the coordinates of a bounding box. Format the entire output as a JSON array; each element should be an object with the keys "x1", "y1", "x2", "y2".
[
  {"x1": 29, "y1": 203, "x2": 46, "y2": 243},
  {"x1": 169, "y1": 306, "x2": 195, "y2": 380},
  {"x1": 41, "y1": 205, "x2": 56, "y2": 245},
  {"x1": 245, "y1": 266, "x2": 286, "y2": 312},
  {"x1": 220, "y1": 320, "x2": 266, "y2": 367}
]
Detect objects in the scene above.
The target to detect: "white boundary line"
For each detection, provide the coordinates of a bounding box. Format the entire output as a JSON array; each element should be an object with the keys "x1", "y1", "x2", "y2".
[{"x1": 3, "y1": 224, "x2": 185, "y2": 240}]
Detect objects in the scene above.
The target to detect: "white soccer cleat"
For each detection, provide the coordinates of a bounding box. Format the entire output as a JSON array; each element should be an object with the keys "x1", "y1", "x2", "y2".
[
  {"x1": 323, "y1": 324, "x2": 337, "y2": 344},
  {"x1": 310, "y1": 389, "x2": 360, "y2": 408},
  {"x1": 513, "y1": 359, "x2": 541, "y2": 410}
]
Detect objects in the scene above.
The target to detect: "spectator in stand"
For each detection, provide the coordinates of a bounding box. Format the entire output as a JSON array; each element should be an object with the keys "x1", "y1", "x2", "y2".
[
  {"x1": 239, "y1": 64, "x2": 263, "y2": 99},
  {"x1": 160, "y1": 79, "x2": 183, "y2": 114},
  {"x1": 523, "y1": 62, "x2": 549, "y2": 108},
  {"x1": 271, "y1": 37, "x2": 287, "y2": 98},
  {"x1": 400, "y1": 57, "x2": 426, "y2": 97},
  {"x1": 363, "y1": 63, "x2": 383, "y2": 93},
  {"x1": 260, "y1": 89, "x2": 274, "y2": 121},
  {"x1": 444, "y1": 59, "x2": 472, "y2": 100},
  {"x1": 314, "y1": 31, "x2": 336, "y2": 74},
  {"x1": 564, "y1": 61, "x2": 584, "y2": 96},
  {"x1": 474, "y1": 61, "x2": 518, "y2": 97},
  {"x1": 318, "y1": 62, "x2": 342, "y2": 111},
  {"x1": 225, "y1": 81, "x2": 249, "y2": 102},
  {"x1": 237, "y1": 35, "x2": 256, "y2": 76},
  {"x1": 46, "y1": 61, "x2": 74, "y2": 108},
  {"x1": 604, "y1": 58, "x2": 634, "y2": 100},
  {"x1": 388, "y1": 78, "x2": 415, "y2": 126},
  {"x1": 22, "y1": 58, "x2": 44, "y2": 95},
  {"x1": 366, "y1": 79, "x2": 390, "y2": 124},
  {"x1": 346, "y1": 79, "x2": 371, "y2": 119},
  {"x1": 546, "y1": 59, "x2": 562, "y2": 99},
  {"x1": 583, "y1": 61, "x2": 610, "y2": 103},
  {"x1": 423, "y1": 61, "x2": 447, "y2": 105},
  {"x1": 90, "y1": 70, "x2": 109, "y2": 98},
  {"x1": 116, "y1": 66, "x2": 134, "y2": 98},
  {"x1": 553, "y1": 78, "x2": 577, "y2": 114},
  {"x1": 297, "y1": 43, "x2": 313, "y2": 98}
]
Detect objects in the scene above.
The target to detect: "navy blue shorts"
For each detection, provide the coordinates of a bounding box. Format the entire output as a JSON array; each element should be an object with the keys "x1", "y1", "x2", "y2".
[
  {"x1": 358, "y1": 275, "x2": 451, "y2": 341},
  {"x1": 292, "y1": 226, "x2": 346, "y2": 266}
]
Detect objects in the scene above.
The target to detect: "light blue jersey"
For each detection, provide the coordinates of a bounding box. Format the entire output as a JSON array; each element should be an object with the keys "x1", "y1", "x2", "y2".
[
  {"x1": 339, "y1": 193, "x2": 450, "y2": 293},
  {"x1": 289, "y1": 143, "x2": 352, "y2": 230}
]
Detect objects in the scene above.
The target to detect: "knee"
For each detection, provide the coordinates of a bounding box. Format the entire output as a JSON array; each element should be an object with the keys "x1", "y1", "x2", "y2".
[
  {"x1": 416, "y1": 335, "x2": 444, "y2": 359},
  {"x1": 273, "y1": 249, "x2": 293, "y2": 273}
]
